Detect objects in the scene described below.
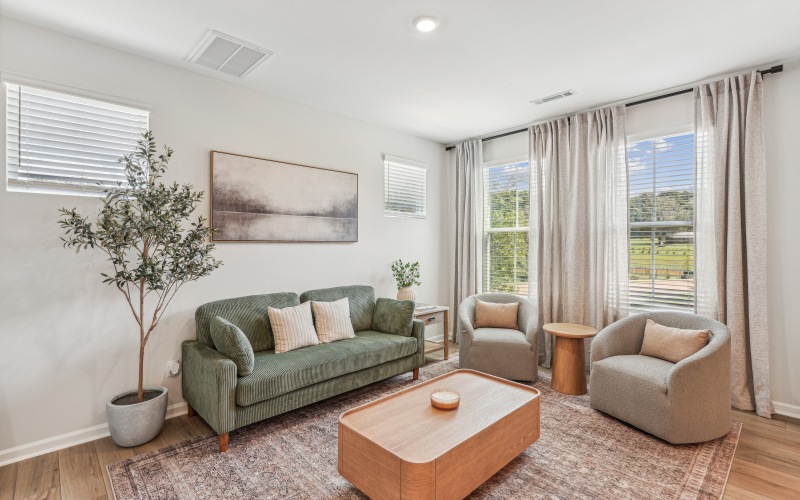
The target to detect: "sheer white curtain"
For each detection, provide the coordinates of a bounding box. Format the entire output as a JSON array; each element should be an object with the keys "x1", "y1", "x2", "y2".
[
  {"x1": 695, "y1": 71, "x2": 772, "y2": 417},
  {"x1": 530, "y1": 106, "x2": 629, "y2": 367},
  {"x1": 453, "y1": 140, "x2": 483, "y2": 343}
]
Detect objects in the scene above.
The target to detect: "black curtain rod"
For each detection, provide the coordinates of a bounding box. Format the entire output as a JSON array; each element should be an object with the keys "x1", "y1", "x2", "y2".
[{"x1": 445, "y1": 64, "x2": 783, "y2": 151}]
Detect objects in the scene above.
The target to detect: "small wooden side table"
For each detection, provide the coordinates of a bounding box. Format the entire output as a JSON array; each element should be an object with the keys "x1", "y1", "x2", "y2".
[
  {"x1": 414, "y1": 305, "x2": 449, "y2": 360},
  {"x1": 544, "y1": 323, "x2": 598, "y2": 395}
]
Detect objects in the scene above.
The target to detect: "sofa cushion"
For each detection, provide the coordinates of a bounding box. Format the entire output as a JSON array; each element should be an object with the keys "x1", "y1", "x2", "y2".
[
  {"x1": 235, "y1": 330, "x2": 417, "y2": 406},
  {"x1": 268, "y1": 302, "x2": 320, "y2": 353},
  {"x1": 300, "y1": 285, "x2": 375, "y2": 332},
  {"x1": 474, "y1": 300, "x2": 519, "y2": 329},
  {"x1": 591, "y1": 354, "x2": 674, "y2": 395},
  {"x1": 640, "y1": 319, "x2": 710, "y2": 363},
  {"x1": 209, "y1": 316, "x2": 255, "y2": 377},
  {"x1": 195, "y1": 293, "x2": 300, "y2": 351},
  {"x1": 312, "y1": 298, "x2": 356, "y2": 343},
  {"x1": 371, "y1": 298, "x2": 414, "y2": 336},
  {"x1": 473, "y1": 327, "x2": 528, "y2": 345}
]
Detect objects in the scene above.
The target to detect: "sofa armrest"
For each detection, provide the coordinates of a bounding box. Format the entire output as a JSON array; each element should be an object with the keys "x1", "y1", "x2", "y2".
[
  {"x1": 411, "y1": 319, "x2": 426, "y2": 366},
  {"x1": 181, "y1": 340, "x2": 238, "y2": 435},
  {"x1": 518, "y1": 299, "x2": 538, "y2": 348},
  {"x1": 458, "y1": 298, "x2": 476, "y2": 345},
  {"x1": 666, "y1": 327, "x2": 731, "y2": 400},
  {"x1": 590, "y1": 314, "x2": 648, "y2": 363}
]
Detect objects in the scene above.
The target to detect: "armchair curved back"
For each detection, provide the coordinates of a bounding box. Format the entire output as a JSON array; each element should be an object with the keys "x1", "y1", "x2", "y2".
[{"x1": 590, "y1": 311, "x2": 730, "y2": 364}]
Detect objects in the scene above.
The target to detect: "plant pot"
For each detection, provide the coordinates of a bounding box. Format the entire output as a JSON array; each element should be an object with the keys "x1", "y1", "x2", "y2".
[
  {"x1": 397, "y1": 286, "x2": 417, "y2": 301},
  {"x1": 106, "y1": 386, "x2": 168, "y2": 447}
]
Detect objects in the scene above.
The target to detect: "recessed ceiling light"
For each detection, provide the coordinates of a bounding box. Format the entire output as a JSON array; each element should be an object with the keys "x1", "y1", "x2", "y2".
[{"x1": 414, "y1": 16, "x2": 439, "y2": 33}]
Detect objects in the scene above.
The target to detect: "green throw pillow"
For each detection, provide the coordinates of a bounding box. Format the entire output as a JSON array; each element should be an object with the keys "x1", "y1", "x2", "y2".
[
  {"x1": 210, "y1": 316, "x2": 255, "y2": 377},
  {"x1": 371, "y1": 298, "x2": 414, "y2": 337}
]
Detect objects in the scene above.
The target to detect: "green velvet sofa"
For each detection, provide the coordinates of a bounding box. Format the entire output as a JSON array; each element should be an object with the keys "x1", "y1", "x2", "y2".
[{"x1": 182, "y1": 285, "x2": 425, "y2": 452}]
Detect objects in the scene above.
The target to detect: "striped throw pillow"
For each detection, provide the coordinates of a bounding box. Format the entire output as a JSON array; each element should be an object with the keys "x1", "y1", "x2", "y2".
[
  {"x1": 312, "y1": 298, "x2": 356, "y2": 343},
  {"x1": 268, "y1": 302, "x2": 319, "y2": 353}
]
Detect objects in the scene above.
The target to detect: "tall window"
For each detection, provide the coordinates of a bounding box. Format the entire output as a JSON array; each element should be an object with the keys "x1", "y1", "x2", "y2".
[
  {"x1": 627, "y1": 133, "x2": 695, "y2": 312},
  {"x1": 5, "y1": 82, "x2": 149, "y2": 196},
  {"x1": 383, "y1": 155, "x2": 427, "y2": 218},
  {"x1": 482, "y1": 161, "x2": 530, "y2": 294}
]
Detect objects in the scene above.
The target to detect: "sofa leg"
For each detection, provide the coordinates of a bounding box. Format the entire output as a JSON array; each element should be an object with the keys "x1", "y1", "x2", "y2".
[
  {"x1": 187, "y1": 404, "x2": 196, "y2": 417},
  {"x1": 219, "y1": 432, "x2": 229, "y2": 453},
  {"x1": 413, "y1": 367, "x2": 419, "y2": 380}
]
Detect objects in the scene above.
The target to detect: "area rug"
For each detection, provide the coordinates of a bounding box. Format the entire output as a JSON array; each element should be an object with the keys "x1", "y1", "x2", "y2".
[{"x1": 108, "y1": 358, "x2": 740, "y2": 499}]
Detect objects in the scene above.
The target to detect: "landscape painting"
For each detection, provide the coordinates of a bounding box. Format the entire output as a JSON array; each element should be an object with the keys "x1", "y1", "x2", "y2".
[{"x1": 211, "y1": 152, "x2": 358, "y2": 242}]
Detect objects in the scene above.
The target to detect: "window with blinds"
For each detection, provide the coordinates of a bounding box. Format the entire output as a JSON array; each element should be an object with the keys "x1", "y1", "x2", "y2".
[
  {"x1": 482, "y1": 161, "x2": 530, "y2": 295},
  {"x1": 5, "y1": 82, "x2": 149, "y2": 195},
  {"x1": 627, "y1": 132, "x2": 695, "y2": 312},
  {"x1": 383, "y1": 155, "x2": 427, "y2": 218}
]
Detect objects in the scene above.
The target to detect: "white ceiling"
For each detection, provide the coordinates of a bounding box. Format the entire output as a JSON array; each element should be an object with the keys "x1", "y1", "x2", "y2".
[{"x1": 1, "y1": 0, "x2": 799, "y2": 144}]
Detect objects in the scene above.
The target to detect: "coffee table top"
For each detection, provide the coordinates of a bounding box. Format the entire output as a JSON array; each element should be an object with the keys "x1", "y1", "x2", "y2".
[
  {"x1": 543, "y1": 323, "x2": 598, "y2": 339},
  {"x1": 339, "y1": 369, "x2": 539, "y2": 463}
]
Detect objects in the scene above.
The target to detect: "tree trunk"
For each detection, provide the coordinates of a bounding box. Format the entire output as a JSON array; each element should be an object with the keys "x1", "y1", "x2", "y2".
[{"x1": 138, "y1": 342, "x2": 145, "y2": 403}]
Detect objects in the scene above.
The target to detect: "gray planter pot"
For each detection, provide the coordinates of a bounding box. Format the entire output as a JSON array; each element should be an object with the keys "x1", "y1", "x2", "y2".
[{"x1": 106, "y1": 386, "x2": 168, "y2": 447}]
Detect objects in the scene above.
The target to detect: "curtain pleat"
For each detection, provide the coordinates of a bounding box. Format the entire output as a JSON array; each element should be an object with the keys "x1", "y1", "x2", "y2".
[
  {"x1": 530, "y1": 106, "x2": 629, "y2": 368},
  {"x1": 453, "y1": 140, "x2": 483, "y2": 343},
  {"x1": 695, "y1": 71, "x2": 772, "y2": 417}
]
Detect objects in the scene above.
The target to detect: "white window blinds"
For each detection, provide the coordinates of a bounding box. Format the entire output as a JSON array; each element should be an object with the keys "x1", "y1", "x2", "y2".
[
  {"x1": 482, "y1": 161, "x2": 530, "y2": 295},
  {"x1": 383, "y1": 154, "x2": 427, "y2": 218},
  {"x1": 627, "y1": 132, "x2": 695, "y2": 312},
  {"x1": 5, "y1": 82, "x2": 149, "y2": 195}
]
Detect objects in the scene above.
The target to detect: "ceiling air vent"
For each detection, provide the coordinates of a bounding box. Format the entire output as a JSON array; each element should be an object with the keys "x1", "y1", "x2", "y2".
[
  {"x1": 530, "y1": 90, "x2": 575, "y2": 105},
  {"x1": 188, "y1": 30, "x2": 273, "y2": 78}
]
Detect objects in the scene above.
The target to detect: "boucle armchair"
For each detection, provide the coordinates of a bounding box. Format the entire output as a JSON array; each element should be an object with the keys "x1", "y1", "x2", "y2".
[
  {"x1": 458, "y1": 293, "x2": 538, "y2": 382},
  {"x1": 589, "y1": 312, "x2": 731, "y2": 444}
]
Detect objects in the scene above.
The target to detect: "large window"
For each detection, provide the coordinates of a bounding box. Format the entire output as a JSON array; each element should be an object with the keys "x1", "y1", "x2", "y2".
[
  {"x1": 627, "y1": 133, "x2": 695, "y2": 312},
  {"x1": 482, "y1": 161, "x2": 530, "y2": 294},
  {"x1": 383, "y1": 154, "x2": 427, "y2": 218},
  {"x1": 5, "y1": 82, "x2": 149, "y2": 196}
]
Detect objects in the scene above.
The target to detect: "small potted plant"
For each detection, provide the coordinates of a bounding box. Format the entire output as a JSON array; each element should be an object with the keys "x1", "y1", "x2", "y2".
[
  {"x1": 391, "y1": 259, "x2": 421, "y2": 301},
  {"x1": 58, "y1": 131, "x2": 221, "y2": 447}
]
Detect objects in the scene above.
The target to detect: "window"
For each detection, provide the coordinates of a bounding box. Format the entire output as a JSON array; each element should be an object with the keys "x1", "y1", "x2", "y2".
[
  {"x1": 627, "y1": 133, "x2": 695, "y2": 312},
  {"x1": 482, "y1": 161, "x2": 530, "y2": 294},
  {"x1": 5, "y1": 82, "x2": 149, "y2": 195},
  {"x1": 383, "y1": 155, "x2": 426, "y2": 218}
]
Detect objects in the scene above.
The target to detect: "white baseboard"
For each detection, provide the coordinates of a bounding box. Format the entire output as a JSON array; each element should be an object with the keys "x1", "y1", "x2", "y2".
[
  {"x1": 425, "y1": 333, "x2": 445, "y2": 343},
  {"x1": 773, "y1": 400, "x2": 800, "y2": 419},
  {"x1": 0, "y1": 401, "x2": 188, "y2": 467}
]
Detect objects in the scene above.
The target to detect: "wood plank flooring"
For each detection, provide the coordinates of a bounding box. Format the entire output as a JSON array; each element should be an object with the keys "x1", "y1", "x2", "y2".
[{"x1": 2, "y1": 341, "x2": 798, "y2": 499}]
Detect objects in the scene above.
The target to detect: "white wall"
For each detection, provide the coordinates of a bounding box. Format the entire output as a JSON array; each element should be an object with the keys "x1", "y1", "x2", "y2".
[
  {"x1": 0, "y1": 17, "x2": 449, "y2": 456},
  {"x1": 453, "y1": 68, "x2": 800, "y2": 416}
]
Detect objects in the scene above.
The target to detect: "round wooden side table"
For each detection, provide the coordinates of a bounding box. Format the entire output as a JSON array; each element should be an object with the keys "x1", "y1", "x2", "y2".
[{"x1": 544, "y1": 323, "x2": 598, "y2": 395}]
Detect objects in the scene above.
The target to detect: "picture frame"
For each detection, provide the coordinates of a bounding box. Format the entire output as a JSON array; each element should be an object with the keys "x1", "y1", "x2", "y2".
[{"x1": 210, "y1": 151, "x2": 358, "y2": 242}]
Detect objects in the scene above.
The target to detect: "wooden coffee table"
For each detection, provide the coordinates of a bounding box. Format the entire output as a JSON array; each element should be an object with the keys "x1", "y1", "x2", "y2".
[
  {"x1": 544, "y1": 323, "x2": 598, "y2": 395},
  {"x1": 338, "y1": 369, "x2": 540, "y2": 499}
]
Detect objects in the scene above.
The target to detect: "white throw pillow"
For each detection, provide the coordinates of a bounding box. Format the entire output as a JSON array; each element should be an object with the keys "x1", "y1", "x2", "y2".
[
  {"x1": 268, "y1": 302, "x2": 319, "y2": 353},
  {"x1": 312, "y1": 298, "x2": 356, "y2": 343}
]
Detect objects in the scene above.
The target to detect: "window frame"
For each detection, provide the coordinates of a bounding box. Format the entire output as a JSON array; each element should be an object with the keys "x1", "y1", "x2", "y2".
[
  {"x1": 383, "y1": 154, "x2": 427, "y2": 219},
  {"x1": 480, "y1": 156, "x2": 531, "y2": 296},
  {"x1": 3, "y1": 76, "x2": 150, "y2": 197},
  {"x1": 626, "y1": 131, "x2": 696, "y2": 313}
]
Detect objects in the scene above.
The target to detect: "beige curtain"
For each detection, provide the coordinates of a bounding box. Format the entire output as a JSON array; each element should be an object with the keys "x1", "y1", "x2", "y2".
[
  {"x1": 453, "y1": 140, "x2": 483, "y2": 343},
  {"x1": 530, "y1": 106, "x2": 629, "y2": 367},
  {"x1": 695, "y1": 71, "x2": 772, "y2": 417}
]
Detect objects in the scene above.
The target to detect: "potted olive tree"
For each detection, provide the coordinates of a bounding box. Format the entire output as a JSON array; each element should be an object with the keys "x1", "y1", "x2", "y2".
[{"x1": 58, "y1": 132, "x2": 221, "y2": 447}]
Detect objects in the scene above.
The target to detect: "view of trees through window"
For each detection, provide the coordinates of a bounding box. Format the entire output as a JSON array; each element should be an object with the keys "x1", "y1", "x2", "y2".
[
  {"x1": 627, "y1": 132, "x2": 696, "y2": 312},
  {"x1": 482, "y1": 161, "x2": 530, "y2": 295}
]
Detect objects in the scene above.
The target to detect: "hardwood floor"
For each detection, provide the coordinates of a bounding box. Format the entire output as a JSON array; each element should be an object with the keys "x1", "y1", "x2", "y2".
[{"x1": 2, "y1": 341, "x2": 798, "y2": 499}]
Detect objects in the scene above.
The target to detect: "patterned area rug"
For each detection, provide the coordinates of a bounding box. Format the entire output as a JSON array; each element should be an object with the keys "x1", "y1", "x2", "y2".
[{"x1": 108, "y1": 358, "x2": 740, "y2": 499}]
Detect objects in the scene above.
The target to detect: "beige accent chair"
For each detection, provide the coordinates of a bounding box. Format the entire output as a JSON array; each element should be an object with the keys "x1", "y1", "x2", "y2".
[
  {"x1": 589, "y1": 312, "x2": 731, "y2": 444},
  {"x1": 458, "y1": 293, "x2": 538, "y2": 382}
]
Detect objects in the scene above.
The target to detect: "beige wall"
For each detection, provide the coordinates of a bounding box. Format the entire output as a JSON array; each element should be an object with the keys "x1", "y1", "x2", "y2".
[{"x1": 0, "y1": 17, "x2": 449, "y2": 457}]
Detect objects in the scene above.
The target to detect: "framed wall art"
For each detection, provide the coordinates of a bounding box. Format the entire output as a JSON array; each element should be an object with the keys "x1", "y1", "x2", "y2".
[{"x1": 210, "y1": 151, "x2": 358, "y2": 242}]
